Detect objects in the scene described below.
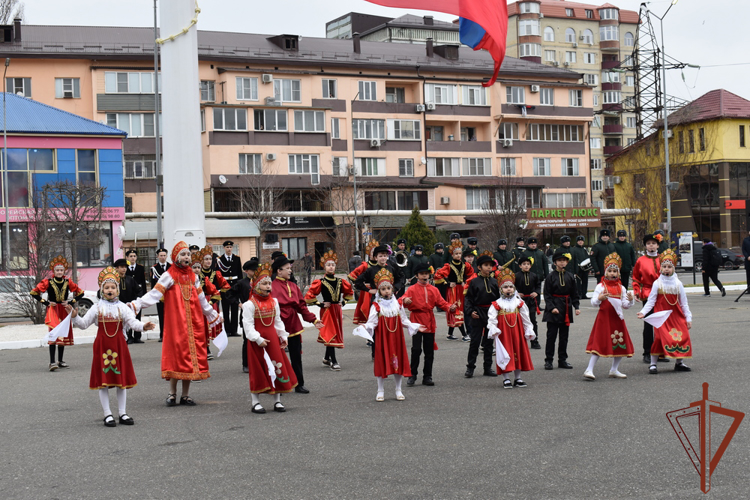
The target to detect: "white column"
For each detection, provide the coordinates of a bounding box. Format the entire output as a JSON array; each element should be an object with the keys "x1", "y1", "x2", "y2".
[{"x1": 159, "y1": 0, "x2": 205, "y2": 252}]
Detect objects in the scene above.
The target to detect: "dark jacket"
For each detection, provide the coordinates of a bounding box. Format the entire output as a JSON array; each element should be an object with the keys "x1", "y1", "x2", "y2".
[
  {"x1": 553, "y1": 244, "x2": 574, "y2": 273},
  {"x1": 217, "y1": 253, "x2": 243, "y2": 283},
  {"x1": 117, "y1": 275, "x2": 141, "y2": 303},
  {"x1": 125, "y1": 263, "x2": 147, "y2": 298},
  {"x1": 571, "y1": 244, "x2": 589, "y2": 274},
  {"x1": 429, "y1": 251, "x2": 445, "y2": 271},
  {"x1": 701, "y1": 243, "x2": 721, "y2": 272},
  {"x1": 613, "y1": 240, "x2": 637, "y2": 273},
  {"x1": 348, "y1": 255, "x2": 362, "y2": 273},
  {"x1": 743, "y1": 236, "x2": 750, "y2": 269},
  {"x1": 658, "y1": 239, "x2": 670, "y2": 254},
  {"x1": 511, "y1": 245, "x2": 526, "y2": 273},
  {"x1": 521, "y1": 248, "x2": 549, "y2": 279},
  {"x1": 590, "y1": 239, "x2": 615, "y2": 276},
  {"x1": 149, "y1": 261, "x2": 171, "y2": 288},
  {"x1": 493, "y1": 249, "x2": 515, "y2": 269},
  {"x1": 406, "y1": 253, "x2": 429, "y2": 283},
  {"x1": 542, "y1": 270, "x2": 579, "y2": 324}
]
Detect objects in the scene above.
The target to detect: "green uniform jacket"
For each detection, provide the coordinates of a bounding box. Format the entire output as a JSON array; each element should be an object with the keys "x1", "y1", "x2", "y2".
[
  {"x1": 406, "y1": 254, "x2": 429, "y2": 282},
  {"x1": 522, "y1": 248, "x2": 549, "y2": 279},
  {"x1": 429, "y1": 252, "x2": 445, "y2": 271},
  {"x1": 658, "y1": 240, "x2": 670, "y2": 254},
  {"x1": 553, "y1": 245, "x2": 575, "y2": 273},
  {"x1": 493, "y1": 249, "x2": 515, "y2": 269},
  {"x1": 590, "y1": 239, "x2": 616, "y2": 276},
  {"x1": 571, "y1": 245, "x2": 590, "y2": 274},
  {"x1": 511, "y1": 246, "x2": 526, "y2": 273},
  {"x1": 613, "y1": 240, "x2": 637, "y2": 273}
]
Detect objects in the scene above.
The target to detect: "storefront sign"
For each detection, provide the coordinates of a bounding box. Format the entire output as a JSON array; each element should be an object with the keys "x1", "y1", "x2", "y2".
[
  {"x1": 724, "y1": 200, "x2": 746, "y2": 210},
  {"x1": 266, "y1": 216, "x2": 335, "y2": 229},
  {"x1": 262, "y1": 242, "x2": 281, "y2": 250},
  {"x1": 525, "y1": 208, "x2": 601, "y2": 229},
  {"x1": 678, "y1": 232, "x2": 693, "y2": 267},
  {"x1": 0, "y1": 206, "x2": 125, "y2": 223}
]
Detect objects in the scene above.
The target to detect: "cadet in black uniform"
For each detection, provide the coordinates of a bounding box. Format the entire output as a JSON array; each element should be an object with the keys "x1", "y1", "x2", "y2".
[
  {"x1": 493, "y1": 239, "x2": 515, "y2": 270},
  {"x1": 227, "y1": 259, "x2": 258, "y2": 373},
  {"x1": 511, "y1": 237, "x2": 526, "y2": 272},
  {"x1": 429, "y1": 243, "x2": 448, "y2": 300},
  {"x1": 124, "y1": 249, "x2": 147, "y2": 344},
  {"x1": 590, "y1": 229, "x2": 615, "y2": 284},
  {"x1": 406, "y1": 244, "x2": 429, "y2": 286},
  {"x1": 217, "y1": 240, "x2": 242, "y2": 336},
  {"x1": 542, "y1": 249, "x2": 580, "y2": 370},
  {"x1": 149, "y1": 247, "x2": 170, "y2": 342},
  {"x1": 522, "y1": 237, "x2": 549, "y2": 280},
  {"x1": 613, "y1": 229, "x2": 637, "y2": 289},
  {"x1": 463, "y1": 254, "x2": 500, "y2": 378},
  {"x1": 555, "y1": 236, "x2": 574, "y2": 273},
  {"x1": 572, "y1": 235, "x2": 591, "y2": 299},
  {"x1": 515, "y1": 255, "x2": 542, "y2": 349},
  {"x1": 115, "y1": 258, "x2": 142, "y2": 344}
]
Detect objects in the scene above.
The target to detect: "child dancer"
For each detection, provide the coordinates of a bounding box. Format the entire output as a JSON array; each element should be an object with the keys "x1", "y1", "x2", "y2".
[
  {"x1": 487, "y1": 267, "x2": 535, "y2": 389},
  {"x1": 637, "y1": 249, "x2": 693, "y2": 374},
  {"x1": 242, "y1": 263, "x2": 298, "y2": 414},
  {"x1": 584, "y1": 253, "x2": 635, "y2": 380},
  {"x1": 305, "y1": 251, "x2": 354, "y2": 371},
  {"x1": 198, "y1": 246, "x2": 230, "y2": 360},
  {"x1": 350, "y1": 240, "x2": 379, "y2": 325},
  {"x1": 354, "y1": 268, "x2": 425, "y2": 401},
  {"x1": 632, "y1": 233, "x2": 663, "y2": 365},
  {"x1": 515, "y1": 256, "x2": 542, "y2": 350},
  {"x1": 542, "y1": 248, "x2": 581, "y2": 370},
  {"x1": 30, "y1": 256, "x2": 85, "y2": 371},
  {"x1": 68, "y1": 267, "x2": 155, "y2": 427},
  {"x1": 434, "y1": 243, "x2": 475, "y2": 341},
  {"x1": 463, "y1": 254, "x2": 500, "y2": 378},
  {"x1": 401, "y1": 262, "x2": 456, "y2": 386}
]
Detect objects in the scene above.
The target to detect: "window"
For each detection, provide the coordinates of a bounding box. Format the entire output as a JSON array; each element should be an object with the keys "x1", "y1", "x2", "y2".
[
  {"x1": 591, "y1": 158, "x2": 602, "y2": 170},
  {"x1": 498, "y1": 122, "x2": 518, "y2": 140},
  {"x1": 466, "y1": 188, "x2": 490, "y2": 210},
  {"x1": 590, "y1": 137, "x2": 601, "y2": 149},
  {"x1": 124, "y1": 156, "x2": 156, "y2": 179},
  {"x1": 425, "y1": 83, "x2": 458, "y2": 105},
  {"x1": 592, "y1": 179, "x2": 603, "y2": 191},
  {"x1": 565, "y1": 8, "x2": 574, "y2": 17},
  {"x1": 584, "y1": 74, "x2": 598, "y2": 86},
  {"x1": 236, "y1": 77, "x2": 258, "y2": 100},
  {"x1": 273, "y1": 79, "x2": 301, "y2": 103},
  {"x1": 288, "y1": 154, "x2": 320, "y2": 184},
  {"x1": 239, "y1": 153, "x2": 262, "y2": 174},
  {"x1": 254, "y1": 109, "x2": 287, "y2": 131},
  {"x1": 699, "y1": 128, "x2": 705, "y2": 151},
  {"x1": 462, "y1": 158, "x2": 491, "y2": 176},
  {"x1": 104, "y1": 71, "x2": 157, "y2": 94},
  {"x1": 599, "y1": 26, "x2": 618, "y2": 42},
  {"x1": 533, "y1": 158, "x2": 550, "y2": 176},
  {"x1": 55, "y1": 78, "x2": 80, "y2": 98},
  {"x1": 603, "y1": 91, "x2": 621, "y2": 104},
  {"x1": 201, "y1": 109, "x2": 205, "y2": 132},
  {"x1": 519, "y1": 43, "x2": 542, "y2": 58},
  {"x1": 106, "y1": 113, "x2": 158, "y2": 137},
  {"x1": 386, "y1": 87, "x2": 405, "y2": 103},
  {"x1": 565, "y1": 51, "x2": 577, "y2": 63},
  {"x1": 282, "y1": 237, "x2": 307, "y2": 261},
  {"x1": 322, "y1": 79, "x2": 337, "y2": 99},
  {"x1": 352, "y1": 119, "x2": 385, "y2": 140},
  {"x1": 569, "y1": 90, "x2": 583, "y2": 107},
  {"x1": 584, "y1": 52, "x2": 596, "y2": 64},
  {"x1": 623, "y1": 55, "x2": 634, "y2": 66},
  {"x1": 586, "y1": 9, "x2": 594, "y2": 19},
  {"x1": 599, "y1": 8, "x2": 618, "y2": 20},
  {"x1": 581, "y1": 29, "x2": 594, "y2": 44},
  {"x1": 355, "y1": 158, "x2": 385, "y2": 177},
  {"x1": 331, "y1": 118, "x2": 340, "y2": 139},
  {"x1": 740, "y1": 125, "x2": 745, "y2": 147},
  {"x1": 6, "y1": 77, "x2": 31, "y2": 97},
  {"x1": 426, "y1": 126, "x2": 444, "y2": 142},
  {"x1": 294, "y1": 110, "x2": 325, "y2": 132},
  {"x1": 398, "y1": 191, "x2": 427, "y2": 210},
  {"x1": 626, "y1": 75, "x2": 635, "y2": 87},
  {"x1": 627, "y1": 138, "x2": 637, "y2": 146},
  {"x1": 77, "y1": 150, "x2": 97, "y2": 186},
  {"x1": 565, "y1": 28, "x2": 576, "y2": 42},
  {"x1": 506, "y1": 86, "x2": 525, "y2": 104},
  {"x1": 332, "y1": 157, "x2": 348, "y2": 176},
  {"x1": 500, "y1": 158, "x2": 516, "y2": 176},
  {"x1": 624, "y1": 32, "x2": 634, "y2": 47},
  {"x1": 520, "y1": 2, "x2": 540, "y2": 14},
  {"x1": 540, "y1": 88, "x2": 554, "y2": 106},
  {"x1": 462, "y1": 86, "x2": 487, "y2": 106},
  {"x1": 200, "y1": 81, "x2": 215, "y2": 102},
  {"x1": 213, "y1": 108, "x2": 247, "y2": 131},
  {"x1": 543, "y1": 193, "x2": 587, "y2": 207},
  {"x1": 627, "y1": 117, "x2": 636, "y2": 128},
  {"x1": 387, "y1": 119, "x2": 421, "y2": 140},
  {"x1": 602, "y1": 71, "x2": 620, "y2": 83},
  {"x1": 688, "y1": 130, "x2": 695, "y2": 153},
  {"x1": 519, "y1": 19, "x2": 540, "y2": 36},
  {"x1": 365, "y1": 191, "x2": 396, "y2": 210},
  {"x1": 528, "y1": 124, "x2": 583, "y2": 142},
  {"x1": 358, "y1": 81, "x2": 377, "y2": 101},
  {"x1": 592, "y1": 115, "x2": 601, "y2": 127},
  {"x1": 561, "y1": 158, "x2": 579, "y2": 176},
  {"x1": 398, "y1": 158, "x2": 414, "y2": 177},
  {"x1": 678, "y1": 130, "x2": 685, "y2": 154},
  {"x1": 544, "y1": 50, "x2": 556, "y2": 62},
  {"x1": 427, "y1": 158, "x2": 459, "y2": 177},
  {"x1": 543, "y1": 27, "x2": 555, "y2": 42},
  {"x1": 593, "y1": 200, "x2": 604, "y2": 209}
]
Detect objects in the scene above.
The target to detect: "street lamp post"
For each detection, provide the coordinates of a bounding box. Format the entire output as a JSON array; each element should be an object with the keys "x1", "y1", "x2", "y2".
[
  {"x1": 3, "y1": 58, "x2": 10, "y2": 271},
  {"x1": 153, "y1": 0, "x2": 163, "y2": 248}
]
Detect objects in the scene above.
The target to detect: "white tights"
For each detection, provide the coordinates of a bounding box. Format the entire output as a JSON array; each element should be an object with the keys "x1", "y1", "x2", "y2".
[
  {"x1": 250, "y1": 393, "x2": 281, "y2": 407},
  {"x1": 587, "y1": 354, "x2": 624, "y2": 372},
  {"x1": 502, "y1": 370, "x2": 522, "y2": 381},
  {"x1": 98, "y1": 388, "x2": 126, "y2": 417},
  {"x1": 376, "y1": 376, "x2": 404, "y2": 396}
]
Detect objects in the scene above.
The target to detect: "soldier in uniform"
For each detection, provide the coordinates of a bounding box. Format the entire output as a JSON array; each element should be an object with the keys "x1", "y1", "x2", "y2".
[
  {"x1": 572, "y1": 235, "x2": 591, "y2": 299},
  {"x1": 613, "y1": 229, "x2": 637, "y2": 289},
  {"x1": 591, "y1": 229, "x2": 615, "y2": 284},
  {"x1": 116, "y1": 258, "x2": 143, "y2": 344},
  {"x1": 405, "y1": 244, "x2": 429, "y2": 286},
  {"x1": 125, "y1": 249, "x2": 147, "y2": 344},
  {"x1": 493, "y1": 239, "x2": 515, "y2": 270},
  {"x1": 464, "y1": 237, "x2": 480, "y2": 260},
  {"x1": 522, "y1": 237, "x2": 549, "y2": 281},
  {"x1": 217, "y1": 240, "x2": 242, "y2": 336},
  {"x1": 149, "y1": 247, "x2": 170, "y2": 342},
  {"x1": 555, "y1": 236, "x2": 574, "y2": 273},
  {"x1": 515, "y1": 255, "x2": 542, "y2": 350},
  {"x1": 430, "y1": 243, "x2": 448, "y2": 300},
  {"x1": 511, "y1": 237, "x2": 526, "y2": 272},
  {"x1": 228, "y1": 258, "x2": 259, "y2": 373}
]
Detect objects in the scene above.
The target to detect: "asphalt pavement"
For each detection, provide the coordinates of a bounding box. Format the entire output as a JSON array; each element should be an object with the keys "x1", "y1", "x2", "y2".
[{"x1": 1, "y1": 295, "x2": 749, "y2": 499}]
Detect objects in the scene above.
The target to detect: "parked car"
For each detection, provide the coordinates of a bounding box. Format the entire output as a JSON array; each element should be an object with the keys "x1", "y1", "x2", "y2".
[{"x1": 691, "y1": 243, "x2": 743, "y2": 271}]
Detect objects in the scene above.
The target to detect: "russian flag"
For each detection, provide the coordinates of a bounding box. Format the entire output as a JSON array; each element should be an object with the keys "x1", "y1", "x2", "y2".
[{"x1": 364, "y1": 0, "x2": 508, "y2": 86}]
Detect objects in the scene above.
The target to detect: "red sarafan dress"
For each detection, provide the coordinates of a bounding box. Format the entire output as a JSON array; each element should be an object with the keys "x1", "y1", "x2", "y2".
[
  {"x1": 201, "y1": 268, "x2": 230, "y2": 340},
  {"x1": 241, "y1": 292, "x2": 298, "y2": 394},
  {"x1": 30, "y1": 277, "x2": 85, "y2": 346},
  {"x1": 585, "y1": 279, "x2": 635, "y2": 358},
  {"x1": 349, "y1": 260, "x2": 374, "y2": 324},
  {"x1": 639, "y1": 274, "x2": 693, "y2": 360},
  {"x1": 305, "y1": 275, "x2": 354, "y2": 348},
  {"x1": 200, "y1": 276, "x2": 222, "y2": 340},
  {"x1": 434, "y1": 260, "x2": 475, "y2": 327},
  {"x1": 72, "y1": 300, "x2": 144, "y2": 390},
  {"x1": 487, "y1": 296, "x2": 535, "y2": 374}
]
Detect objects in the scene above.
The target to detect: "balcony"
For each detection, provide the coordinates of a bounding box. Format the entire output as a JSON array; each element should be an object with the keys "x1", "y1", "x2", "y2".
[
  {"x1": 604, "y1": 188, "x2": 615, "y2": 198},
  {"x1": 603, "y1": 145, "x2": 623, "y2": 156},
  {"x1": 603, "y1": 124, "x2": 623, "y2": 134},
  {"x1": 601, "y1": 82, "x2": 621, "y2": 91},
  {"x1": 427, "y1": 140, "x2": 492, "y2": 153},
  {"x1": 601, "y1": 103, "x2": 623, "y2": 113},
  {"x1": 601, "y1": 60, "x2": 621, "y2": 70}
]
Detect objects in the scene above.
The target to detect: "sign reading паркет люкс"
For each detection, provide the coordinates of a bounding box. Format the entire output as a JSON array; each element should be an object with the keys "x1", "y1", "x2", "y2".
[{"x1": 525, "y1": 208, "x2": 601, "y2": 229}]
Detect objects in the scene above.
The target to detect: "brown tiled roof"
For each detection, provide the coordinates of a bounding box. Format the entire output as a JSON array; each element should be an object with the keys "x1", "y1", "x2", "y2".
[
  {"x1": 664, "y1": 89, "x2": 750, "y2": 127},
  {"x1": 508, "y1": 0, "x2": 639, "y2": 24},
  {"x1": 360, "y1": 13, "x2": 458, "y2": 37}
]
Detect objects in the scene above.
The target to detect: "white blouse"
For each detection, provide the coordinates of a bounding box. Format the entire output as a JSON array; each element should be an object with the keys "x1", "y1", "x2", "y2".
[
  {"x1": 130, "y1": 270, "x2": 219, "y2": 325},
  {"x1": 241, "y1": 298, "x2": 288, "y2": 346},
  {"x1": 355, "y1": 298, "x2": 422, "y2": 338},
  {"x1": 71, "y1": 300, "x2": 146, "y2": 341},
  {"x1": 591, "y1": 282, "x2": 635, "y2": 319},
  {"x1": 638, "y1": 274, "x2": 692, "y2": 322},
  {"x1": 487, "y1": 294, "x2": 535, "y2": 340}
]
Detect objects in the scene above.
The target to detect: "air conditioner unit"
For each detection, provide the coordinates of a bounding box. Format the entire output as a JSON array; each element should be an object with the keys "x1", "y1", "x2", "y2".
[
  {"x1": 553, "y1": 61, "x2": 560, "y2": 66},
  {"x1": 370, "y1": 139, "x2": 381, "y2": 148},
  {"x1": 502, "y1": 139, "x2": 513, "y2": 148},
  {"x1": 415, "y1": 104, "x2": 426, "y2": 112},
  {"x1": 266, "y1": 153, "x2": 277, "y2": 161},
  {"x1": 265, "y1": 96, "x2": 277, "y2": 105},
  {"x1": 539, "y1": 13, "x2": 544, "y2": 18},
  {"x1": 63, "y1": 91, "x2": 74, "y2": 98},
  {"x1": 440, "y1": 196, "x2": 450, "y2": 205},
  {"x1": 530, "y1": 85, "x2": 540, "y2": 93},
  {"x1": 265, "y1": 233, "x2": 278, "y2": 243},
  {"x1": 573, "y1": 42, "x2": 578, "y2": 48},
  {"x1": 261, "y1": 74, "x2": 273, "y2": 83},
  {"x1": 563, "y1": 61, "x2": 570, "y2": 66},
  {"x1": 426, "y1": 102, "x2": 436, "y2": 111},
  {"x1": 613, "y1": 176, "x2": 622, "y2": 185},
  {"x1": 663, "y1": 129, "x2": 673, "y2": 139}
]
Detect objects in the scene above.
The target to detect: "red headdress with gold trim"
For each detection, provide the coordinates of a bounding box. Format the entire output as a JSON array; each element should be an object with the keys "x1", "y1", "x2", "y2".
[
  {"x1": 496, "y1": 267, "x2": 516, "y2": 286},
  {"x1": 98, "y1": 266, "x2": 121, "y2": 287},
  {"x1": 198, "y1": 245, "x2": 214, "y2": 266},
  {"x1": 604, "y1": 252, "x2": 622, "y2": 270},
  {"x1": 171, "y1": 241, "x2": 189, "y2": 263},
  {"x1": 49, "y1": 255, "x2": 69, "y2": 271},
  {"x1": 660, "y1": 248, "x2": 678, "y2": 266},
  {"x1": 373, "y1": 267, "x2": 394, "y2": 288},
  {"x1": 252, "y1": 262, "x2": 273, "y2": 285},
  {"x1": 191, "y1": 251, "x2": 203, "y2": 266},
  {"x1": 449, "y1": 241, "x2": 463, "y2": 257},
  {"x1": 365, "y1": 239, "x2": 380, "y2": 259},
  {"x1": 320, "y1": 250, "x2": 338, "y2": 268}
]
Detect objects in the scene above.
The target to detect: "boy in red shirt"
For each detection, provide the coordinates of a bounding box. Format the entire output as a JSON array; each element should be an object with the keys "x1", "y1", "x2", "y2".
[{"x1": 632, "y1": 233, "x2": 664, "y2": 365}]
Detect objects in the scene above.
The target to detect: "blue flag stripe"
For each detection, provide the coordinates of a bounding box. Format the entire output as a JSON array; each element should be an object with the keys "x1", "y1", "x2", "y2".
[{"x1": 459, "y1": 17, "x2": 486, "y2": 49}]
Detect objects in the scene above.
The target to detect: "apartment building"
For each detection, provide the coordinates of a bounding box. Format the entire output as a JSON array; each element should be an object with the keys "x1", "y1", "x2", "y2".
[{"x1": 0, "y1": 19, "x2": 593, "y2": 263}]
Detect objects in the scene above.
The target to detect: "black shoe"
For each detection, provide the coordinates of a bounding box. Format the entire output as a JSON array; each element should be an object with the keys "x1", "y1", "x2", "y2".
[
  {"x1": 464, "y1": 368, "x2": 474, "y2": 378},
  {"x1": 502, "y1": 379, "x2": 513, "y2": 389},
  {"x1": 703, "y1": 293, "x2": 711, "y2": 297},
  {"x1": 530, "y1": 340, "x2": 541, "y2": 350},
  {"x1": 544, "y1": 362, "x2": 553, "y2": 370},
  {"x1": 179, "y1": 396, "x2": 196, "y2": 406},
  {"x1": 558, "y1": 361, "x2": 573, "y2": 369},
  {"x1": 422, "y1": 377, "x2": 434, "y2": 386},
  {"x1": 273, "y1": 402, "x2": 286, "y2": 412},
  {"x1": 406, "y1": 376, "x2": 416, "y2": 386},
  {"x1": 103, "y1": 415, "x2": 116, "y2": 427},
  {"x1": 649, "y1": 365, "x2": 658, "y2": 375},
  {"x1": 133, "y1": 340, "x2": 145, "y2": 344},
  {"x1": 446, "y1": 335, "x2": 458, "y2": 340},
  {"x1": 642, "y1": 354, "x2": 650, "y2": 364},
  {"x1": 721, "y1": 289, "x2": 726, "y2": 297},
  {"x1": 158, "y1": 338, "x2": 163, "y2": 343},
  {"x1": 513, "y1": 379, "x2": 527, "y2": 388},
  {"x1": 295, "y1": 386, "x2": 310, "y2": 394},
  {"x1": 483, "y1": 369, "x2": 498, "y2": 377},
  {"x1": 166, "y1": 393, "x2": 177, "y2": 407},
  {"x1": 118, "y1": 414, "x2": 135, "y2": 425},
  {"x1": 126, "y1": 339, "x2": 134, "y2": 344},
  {"x1": 242, "y1": 366, "x2": 249, "y2": 373},
  {"x1": 674, "y1": 362, "x2": 692, "y2": 372},
  {"x1": 251, "y1": 403, "x2": 266, "y2": 414},
  {"x1": 658, "y1": 357, "x2": 670, "y2": 363}
]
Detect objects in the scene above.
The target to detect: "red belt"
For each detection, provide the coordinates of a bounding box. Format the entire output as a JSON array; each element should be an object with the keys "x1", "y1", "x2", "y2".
[
  {"x1": 521, "y1": 294, "x2": 541, "y2": 315},
  {"x1": 477, "y1": 304, "x2": 491, "y2": 308},
  {"x1": 553, "y1": 294, "x2": 571, "y2": 326}
]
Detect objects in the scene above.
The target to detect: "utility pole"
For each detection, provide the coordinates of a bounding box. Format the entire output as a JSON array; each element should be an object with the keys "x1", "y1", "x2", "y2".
[{"x1": 153, "y1": 0, "x2": 163, "y2": 248}]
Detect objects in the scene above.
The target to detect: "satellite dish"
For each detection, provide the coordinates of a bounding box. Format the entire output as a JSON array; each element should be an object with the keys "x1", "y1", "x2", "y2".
[
  {"x1": 420, "y1": 157, "x2": 427, "y2": 165},
  {"x1": 219, "y1": 175, "x2": 227, "y2": 184},
  {"x1": 117, "y1": 225, "x2": 126, "y2": 239}
]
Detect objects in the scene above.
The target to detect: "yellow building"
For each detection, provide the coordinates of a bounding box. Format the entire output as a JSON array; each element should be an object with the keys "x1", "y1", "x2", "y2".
[{"x1": 610, "y1": 89, "x2": 750, "y2": 247}]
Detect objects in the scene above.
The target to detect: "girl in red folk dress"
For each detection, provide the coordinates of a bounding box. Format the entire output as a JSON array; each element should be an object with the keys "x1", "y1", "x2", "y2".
[
  {"x1": 68, "y1": 267, "x2": 155, "y2": 427},
  {"x1": 129, "y1": 241, "x2": 222, "y2": 407},
  {"x1": 487, "y1": 268, "x2": 536, "y2": 389},
  {"x1": 637, "y1": 249, "x2": 694, "y2": 375},
  {"x1": 30, "y1": 256, "x2": 85, "y2": 371},
  {"x1": 199, "y1": 246, "x2": 230, "y2": 348},
  {"x1": 242, "y1": 263, "x2": 298, "y2": 414},
  {"x1": 434, "y1": 243, "x2": 475, "y2": 341},
  {"x1": 350, "y1": 239, "x2": 379, "y2": 326},
  {"x1": 584, "y1": 253, "x2": 635, "y2": 381},
  {"x1": 354, "y1": 268, "x2": 425, "y2": 402},
  {"x1": 305, "y1": 251, "x2": 354, "y2": 371}
]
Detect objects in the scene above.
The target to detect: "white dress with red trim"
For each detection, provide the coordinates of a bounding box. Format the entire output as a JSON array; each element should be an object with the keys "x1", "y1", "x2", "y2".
[
  {"x1": 586, "y1": 280, "x2": 635, "y2": 357},
  {"x1": 487, "y1": 295, "x2": 535, "y2": 373},
  {"x1": 639, "y1": 275, "x2": 693, "y2": 359}
]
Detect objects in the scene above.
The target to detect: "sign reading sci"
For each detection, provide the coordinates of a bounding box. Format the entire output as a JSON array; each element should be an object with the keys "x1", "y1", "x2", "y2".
[{"x1": 525, "y1": 208, "x2": 602, "y2": 229}]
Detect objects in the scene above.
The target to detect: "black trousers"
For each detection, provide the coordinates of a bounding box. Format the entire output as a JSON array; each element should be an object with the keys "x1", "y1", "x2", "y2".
[
  {"x1": 287, "y1": 334, "x2": 304, "y2": 387},
  {"x1": 410, "y1": 332, "x2": 435, "y2": 378},
  {"x1": 222, "y1": 296, "x2": 239, "y2": 335},
  {"x1": 127, "y1": 311, "x2": 142, "y2": 341},
  {"x1": 702, "y1": 269, "x2": 723, "y2": 294},
  {"x1": 620, "y1": 270, "x2": 631, "y2": 290},
  {"x1": 576, "y1": 271, "x2": 589, "y2": 298},
  {"x1": 642, "y1": 300, "x2": 654, "y2": 357},
  {"x1": 522, "y1": 298, "x2": 539, "y2": 339},
  {"x1": 466, "y1": 319, "x2": 493, "y2": 371},
  {"x1": 156, "y1": 302, "x2": 165, "y2": 339},
  {"x1": 545, "y1": 323, "x2": 570, "y2": 363},
  {"x1": 746, "y1": 266, "x2": 750, "y2": 290},
  {"x1": 436, "y1": 283, "x2": 448, "y2": 300}
]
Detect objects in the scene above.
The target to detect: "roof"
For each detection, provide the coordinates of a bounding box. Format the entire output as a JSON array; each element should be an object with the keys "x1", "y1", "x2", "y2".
[
  {"x1": 664, "y1": 89, "x2": 750, "y2": 127},
  {"x1": 360, "y1": 14, "x2": 458, "y2": 37},
  {"x1": 0, "y1": 92, "x2": 126, "y2": 136},
  {"x1": 2, "y1": 24, "x2": 582, "y2": 81},
  {"x1": 508, "y1": 0, "x2": 639, "y2": 24}
]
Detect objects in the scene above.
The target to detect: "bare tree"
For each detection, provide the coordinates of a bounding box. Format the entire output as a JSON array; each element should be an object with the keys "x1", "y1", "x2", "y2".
[
  {"x1": 0, "y1": 0, "x2": 24, "y2": 23},
  {"x1": 230, "y1": 160, "x2": 287, "y2": 247},
  {"x1": 477, "y1": 176, "x2": 537, "y2": 251},
  {"x1": 314, "y1": 175, "x2": 356, "y2": 269}
]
